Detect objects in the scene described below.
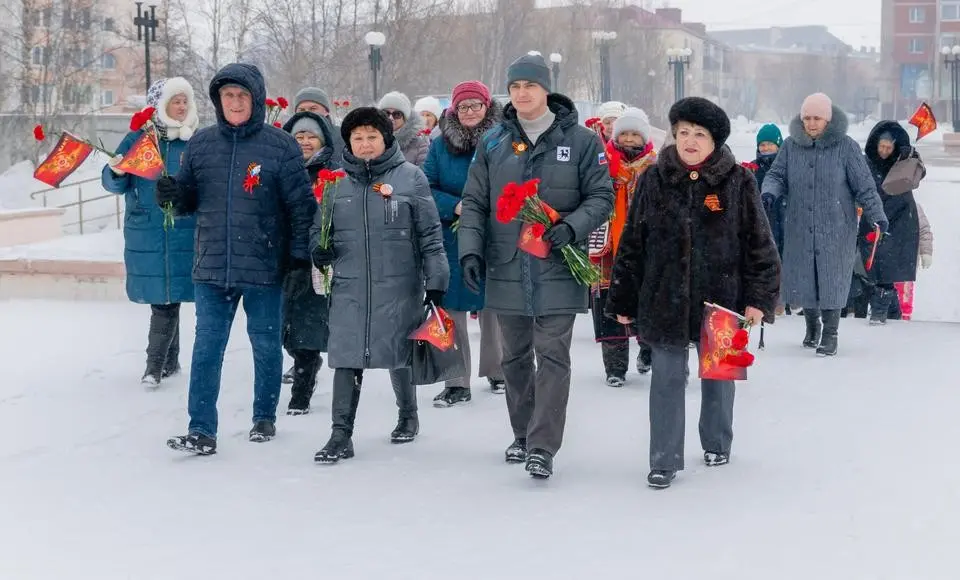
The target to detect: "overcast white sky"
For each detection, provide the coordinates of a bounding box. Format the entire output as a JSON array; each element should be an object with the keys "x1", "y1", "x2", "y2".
[{"x1": 659, "y1": 0, "x2": 880, "y2": 47}]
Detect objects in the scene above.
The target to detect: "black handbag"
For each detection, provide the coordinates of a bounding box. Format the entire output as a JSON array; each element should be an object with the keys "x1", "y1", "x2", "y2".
[{"x1": 409, "y1": 305, "x2": 467, "y2": 386}]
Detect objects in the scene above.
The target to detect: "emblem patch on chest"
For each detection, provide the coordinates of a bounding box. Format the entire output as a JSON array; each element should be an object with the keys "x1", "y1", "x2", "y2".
[
  {"x1": 557, "y1": 146, "x2": 571, "y2": 161},
  {"x1": 704, "y1": 194, "x2": 722, "y2": 212}
]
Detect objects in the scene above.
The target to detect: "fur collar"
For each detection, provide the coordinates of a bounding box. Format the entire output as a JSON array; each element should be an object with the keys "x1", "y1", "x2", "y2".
[
  {"x1": 439, "y1": 101, "x2": 502, "y2": 156},
  {"x1": 865, "y1": 120, "x2": 910, "y2": 168},
  {"x1": 788, "y1": 105, "x2": 849, "y2": 148},
  {"x1": 658, "y1": 144, "x2": 737, "y2": 187},
  {"x1": 394, "y1": 112, "x2": 425, "y2": 150}
]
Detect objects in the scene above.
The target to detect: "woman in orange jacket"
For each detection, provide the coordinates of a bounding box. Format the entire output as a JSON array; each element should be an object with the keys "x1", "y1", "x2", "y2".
[{"x1": 589, "y1": 107, "x2": 658, "y2": 387}]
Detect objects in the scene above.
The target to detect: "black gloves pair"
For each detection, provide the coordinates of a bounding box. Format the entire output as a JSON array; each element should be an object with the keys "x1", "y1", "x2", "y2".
[{"x1": 155, "y1": 176, "x2": 198, "y2": 214}]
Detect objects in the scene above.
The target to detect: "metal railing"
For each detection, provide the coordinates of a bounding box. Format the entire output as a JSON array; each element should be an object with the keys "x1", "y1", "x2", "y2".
[{"x1": 29, "y1": 176, "x2": 123, "y2": 235}]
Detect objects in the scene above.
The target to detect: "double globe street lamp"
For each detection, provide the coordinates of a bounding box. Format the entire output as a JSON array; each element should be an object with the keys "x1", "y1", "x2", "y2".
[
  {"x1": 592, "y1": 31, "x2": 617, "y2": 102},
  {"x1": 550, "y1": 52, "x2": 563, "y2": 94},
  {"x1": 942, "y1": 45, "x2": 960, "y2": 132}
]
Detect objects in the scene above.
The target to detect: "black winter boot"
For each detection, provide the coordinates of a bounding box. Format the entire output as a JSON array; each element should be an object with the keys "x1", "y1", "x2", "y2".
[
  {"x1": 315, "y1": 369, "x2": 362, "y2": 463},
  {"x1": 390, "y1": 416, "x2": 419, "y2": 444},
  {"x1": 525, "y1": 448, "x2": 554, "y2": 479},
  {"x1": 636, "y1": 343, "x2": 652, "y2": 374},
  {"x1": 143, "y1": 304, "x2": 179, "y2": 387},
  {"x1": 505, "y1": 438, "x2": 527, "y2": 463},
  {"x1": 870, "y1": 287, "x2": 894, "y2": 326},
  {"x1": 161, "y1": 321, "x2": 181, "y2": 378},
  {"x1": 287, "y1": 350, "x2": 322, "y2": 415},
  {"x1": 802, "y1": 309, "x2": 822, "y2": 349},
  {"x1": 817, "y1": 309, "x2": 841, "y2": 357}
]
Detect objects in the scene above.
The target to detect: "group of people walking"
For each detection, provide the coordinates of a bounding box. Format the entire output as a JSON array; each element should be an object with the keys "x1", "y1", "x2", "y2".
[{"x1": 100, "y1": 50, "x2": 932, "y2": 489}]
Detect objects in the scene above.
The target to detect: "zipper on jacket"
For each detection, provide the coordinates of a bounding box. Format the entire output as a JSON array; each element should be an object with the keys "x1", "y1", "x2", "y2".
[
  {"x1": 163, "y1": 141, "x2": 171, "y2": 304},
  {"x1": 225, "y1": 134, "x2": 238, "y2": 286},
  {"x1": 362, "y1": 162, "x2": 373, "y2": 364}
]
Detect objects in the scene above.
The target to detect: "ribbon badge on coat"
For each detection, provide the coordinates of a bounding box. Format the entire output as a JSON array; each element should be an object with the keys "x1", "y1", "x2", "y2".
[
  {"x1": 704, "y1": 193, "x2": 722, "y2": 212},
  {"x1": 243, "y1": 163, "x2": 261, "y2": 194}
]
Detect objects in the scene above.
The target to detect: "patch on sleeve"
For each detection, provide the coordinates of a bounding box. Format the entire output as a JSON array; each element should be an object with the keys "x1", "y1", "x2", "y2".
[{"x1": 598, "y1": 151, "x2": 607, "y2": 166}]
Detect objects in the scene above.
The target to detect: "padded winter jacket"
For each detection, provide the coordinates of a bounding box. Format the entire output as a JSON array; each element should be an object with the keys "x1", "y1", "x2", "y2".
[
  {"x1": 173, "y1": 63, "x2": 315, "y2": 288},
  {"x1": 102, "y1": 131, "x2": 196, "y2": 305},
  {"x1": 314, "y1": 143, "x2": 449, "y2": 369},
  {"x1": 458, "y1": 93, "x2": 614, "y2": 316}
]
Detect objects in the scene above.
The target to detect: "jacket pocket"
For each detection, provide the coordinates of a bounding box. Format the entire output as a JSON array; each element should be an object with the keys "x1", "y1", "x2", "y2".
[{"x1": 381, "y1": 229, "x2": 416, "y2": 278}]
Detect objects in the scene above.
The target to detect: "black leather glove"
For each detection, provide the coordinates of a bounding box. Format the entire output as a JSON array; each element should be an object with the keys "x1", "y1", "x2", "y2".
[
  {"x1": 311, "y1": 245, "x2": 335, "y2": 268},
  {"x1": 875, "y1": 219, "x2": 889, "y2": 235},
  {"x1": 542, "y1": 222, "x2": 575, "y2": 249},
  {"x1": 155, "y1": 176, "x2": 182, "y2": 206},
  {"x1": 461, "y1": 254, "x2": 485, "y2": 295},
  {"x1": 424, "y1": 289, "x2": 445, "y2": 306},
  {"x1": 898, "y1": 145, "x2": 913, "y2": 160}
]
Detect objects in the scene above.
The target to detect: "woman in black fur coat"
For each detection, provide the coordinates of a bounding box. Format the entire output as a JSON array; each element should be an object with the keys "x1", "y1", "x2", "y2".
[{"x1": 605, "y1": 97, "x2": 780, "y2": 489}]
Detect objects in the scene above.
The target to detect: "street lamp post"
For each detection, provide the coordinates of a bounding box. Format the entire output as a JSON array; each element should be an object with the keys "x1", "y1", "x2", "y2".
[
  {"x1": 365, "y1": 31, "x2": 386, "y2": 104},
  {"x1": 550, "y1": 52, "x2": 562, "y2": 93},
  {"x1": 647, "y1": 69, "x2": 656, "y2": 111},
  {"x1": 133, "y1": 2, "x2": 158, "y2": 93},
  {"x1": 592, "y1": 31, "x2": 617, "y2": 102},
  {"x1": 942, "y1": 45, "x2": 960, "y2": 132},
  {"x1": 667, "y1": 47, "x2": 693, "y2": 102}
]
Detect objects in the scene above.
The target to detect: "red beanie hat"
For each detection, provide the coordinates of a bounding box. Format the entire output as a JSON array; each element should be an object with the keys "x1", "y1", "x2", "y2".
[{"x1": 451, "y1": 81, "x2": 492, "y2": 109}]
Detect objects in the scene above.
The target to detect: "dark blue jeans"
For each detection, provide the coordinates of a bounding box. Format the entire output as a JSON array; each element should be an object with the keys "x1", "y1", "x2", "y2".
[{"x1": 187, "y1": 283, "x2": 284, "y2": 438}]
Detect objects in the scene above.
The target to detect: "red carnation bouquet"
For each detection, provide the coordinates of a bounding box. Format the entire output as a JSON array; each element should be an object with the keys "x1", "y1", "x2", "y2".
[
  {"x1": 265, "y1": 96, "x2": 287, "y2": 126},
  {"x1": 311, "y1": 168, "x2": 347, "y2": 293},
  {"x1": 699, "y1": 302, "x2": 756, "y2": 380},
  {"x1": 740, "y1": 161, "x2": 759, "y2": 172},
  {"x1": 496, "y1": 178, "x2": 600, "y2": 286}
]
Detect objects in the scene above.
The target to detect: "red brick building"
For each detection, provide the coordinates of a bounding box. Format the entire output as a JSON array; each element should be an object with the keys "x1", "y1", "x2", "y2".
[{"x1": 880, "y1": 0, "x2": 960, "y2": 120}]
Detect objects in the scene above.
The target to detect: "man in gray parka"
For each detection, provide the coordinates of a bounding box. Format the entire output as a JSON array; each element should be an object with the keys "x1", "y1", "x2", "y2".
[{"x1": 458, "y1": 52, "x2": 614, "y2": 479}]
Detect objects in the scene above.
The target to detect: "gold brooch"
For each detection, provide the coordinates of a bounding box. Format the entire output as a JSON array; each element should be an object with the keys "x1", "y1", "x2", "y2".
[
  {"x1": 512, "y1": 142, "x2": 527, "y2": 155},
  {"x1": 689, "y1": 170, "x2": 699, "y2": 181}
]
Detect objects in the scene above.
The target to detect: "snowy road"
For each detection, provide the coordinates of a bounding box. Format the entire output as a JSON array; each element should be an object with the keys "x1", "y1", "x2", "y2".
[{"x1": 0, "y1": 299, "x2": 957, "y2": 579}]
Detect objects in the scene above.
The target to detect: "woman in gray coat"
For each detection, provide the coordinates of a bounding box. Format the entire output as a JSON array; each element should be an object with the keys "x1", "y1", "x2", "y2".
[
  {"x1": 311, "y1": 107, "x2": 449, "y2": 463},
  {"x1": 762, "y1": 93, "x2": 886, "y2": 356}
]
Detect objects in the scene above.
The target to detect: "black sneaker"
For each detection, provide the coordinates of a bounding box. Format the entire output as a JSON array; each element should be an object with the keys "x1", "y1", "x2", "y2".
[
  {"x1": 249, "y1": 420, "x2": 276, "y2": 443},
  {"x1": 605, "y1": 375, "x2": 625, "y2": 388},
  {"x1": 704, "y1": 452, "x2": 729, "y2": 467},
  {"x1": 636, "y1": 347, "x2": 652, "y2": 374},
  {"x1": 647, "y1": 470, "x2": 676, "y2": 489},
  {"x1": 282, "y1": 365, "x2": 295, "y2": 384},
  {"x1": 314, "y1": 433, "x2": 355, "y2": 464},
  {"x1": 505, "y1": 438, "x2": 527, "y2": 463},
  {"x1": 525, "y1": 448, "x2": 554, "y2": 479},
  {"x1": 390, "y1": 416, "x2": 419, "y2": 444},
  {"x1": 488, "y1": 378, "x2": 506, "y2": 394},
  {"x1": 161, "y1": 362, "x2": 181, "y2": 379},
  {"x1": 167, "y1": 432, "x2": 217, "y2": 455},
  {"x1": 432, "y1": 386, "x2": 472, "y2": 408}
]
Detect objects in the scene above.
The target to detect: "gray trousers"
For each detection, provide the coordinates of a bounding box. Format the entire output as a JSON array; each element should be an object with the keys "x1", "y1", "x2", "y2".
[
  {"x1": 445, "y1": 309, "x2": 504, "y2": 388},
  {"x1": 649, "y1": 344, "x2": 735, "y2": 471},
  {"x1": 498, "y1": 314, "x2": 576, "y2": 455}
]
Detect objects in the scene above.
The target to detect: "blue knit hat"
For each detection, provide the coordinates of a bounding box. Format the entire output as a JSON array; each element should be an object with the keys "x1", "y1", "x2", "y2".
[{"x1": 756, "y1": 123, "x2": 783, "y2": 147}]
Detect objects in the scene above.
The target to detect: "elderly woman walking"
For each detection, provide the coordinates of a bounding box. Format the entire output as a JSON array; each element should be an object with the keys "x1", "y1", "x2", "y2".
[
  {"x1": 101, "y1": 77, "x2": 199, "y2": 387},
  {"x1": 761, "y1": 93, "x2": 886, "y2": 356}
]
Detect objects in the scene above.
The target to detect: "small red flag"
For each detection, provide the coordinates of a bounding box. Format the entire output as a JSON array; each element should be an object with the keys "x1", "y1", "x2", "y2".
[
  {"x1": 33, "y1": 132, "x2": 94, "y2": 187},
  {"x1": 699, "y1": 302, "x2": 749, "y2": 381},
  {"x1": 908, "y1": 102, "x2": 937, "y2": 141},
  {"x1": 408, "y1": 305, "x2": 457, "y2": 351},
  {"x1": 114, "y1": 132, "x2": 165, "y2": 180}
]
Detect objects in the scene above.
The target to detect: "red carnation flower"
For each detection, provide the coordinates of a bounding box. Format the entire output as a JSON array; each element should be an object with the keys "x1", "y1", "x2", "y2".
[
  {"x1": 731, "y1": 329, "x2": 749, "y2": 351},
  {"x1": 265, "y1": 98, "x2": 277, "y2": 107},
  {"x1": 33, "y1": 125, "x2": 45, "y2": 141},
  {"x1": 277, "y1": 97, "x2": 289, "y2": 109},
  {"x1": 865, "y1": 231, "x2": 877, "y2": 243},
  {"x1": 531, "y1": 223, "x2": 546, "y2": 238},
  {"x1": 333, "y1": 100, "x2": 341, "y2": 107},
  {"x1": 341, "y1": 100, "x2": 350, "y2": 107},
  {"x1": 273, "y1": 121, "x2": 282, "y2": 127},
  {"x1": 722, "y1": 351, "x2": 755, "y2": 368},
  {"x1": 313, "y1": 182, "x2": 324, "y2": 202}
]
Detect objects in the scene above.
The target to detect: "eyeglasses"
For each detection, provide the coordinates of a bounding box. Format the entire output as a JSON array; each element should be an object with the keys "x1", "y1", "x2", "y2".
[
  {"x1": 384, "y1": 110, "x2": 405, "y2": 120},
  {"x1": 456, "y1": 102, "x2": 485, "y2": 114}
]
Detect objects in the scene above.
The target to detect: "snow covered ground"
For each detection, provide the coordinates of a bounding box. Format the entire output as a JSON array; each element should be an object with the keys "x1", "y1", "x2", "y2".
[{"x1": 0, "y1": 299, "x2": 957, "y2": 579}]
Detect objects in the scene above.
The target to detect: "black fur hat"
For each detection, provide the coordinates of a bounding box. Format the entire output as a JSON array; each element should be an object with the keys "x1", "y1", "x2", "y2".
[
  {"x1": 668, "y1": 97, "x2": 731, "y2": 147},
  {"x1": 340, "y1": 106, "x2": 395, "y2": 152}
]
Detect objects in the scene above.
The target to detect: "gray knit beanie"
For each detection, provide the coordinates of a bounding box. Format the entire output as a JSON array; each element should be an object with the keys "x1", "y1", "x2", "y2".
[
  {"x1": 294, "y1": 87, "x2": 332, "y2": 113},
  {"x1": 291, "y1": 117, "x2": 325, "y2": 145},
  {"x1": 506, "y1": 52, "x2": 552, "y2": 92},
  {"x1": 378, "y1": 91, "x2": 413, "y2": 119}
]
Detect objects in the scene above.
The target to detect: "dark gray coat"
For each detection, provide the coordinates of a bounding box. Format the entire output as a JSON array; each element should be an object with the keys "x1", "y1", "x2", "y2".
[
  {"x1": 458, "y1": 94, "x2": 614, "y2": 316},
  {"x1": 761, "y1": 106, "x2": 886, "y2": 309},
  {"x1": 313, "y1": 143, "x2": 449, "y2": 370}
]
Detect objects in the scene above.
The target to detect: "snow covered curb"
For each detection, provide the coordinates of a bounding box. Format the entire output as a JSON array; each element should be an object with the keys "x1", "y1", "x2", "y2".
[{"x1": 0, "y1": 258, "x2": 125, "y2": 301}]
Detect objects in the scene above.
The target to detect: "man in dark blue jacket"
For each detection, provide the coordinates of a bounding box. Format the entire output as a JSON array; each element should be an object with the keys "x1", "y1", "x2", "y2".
[{"x1": 156, "y1": 63, "x2": 316, "y2": 454}]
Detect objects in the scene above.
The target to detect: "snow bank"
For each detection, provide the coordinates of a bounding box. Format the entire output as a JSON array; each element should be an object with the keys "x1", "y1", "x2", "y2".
[{"x1": 0, "y1": 229, "x2": 123, "y2": 262}]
